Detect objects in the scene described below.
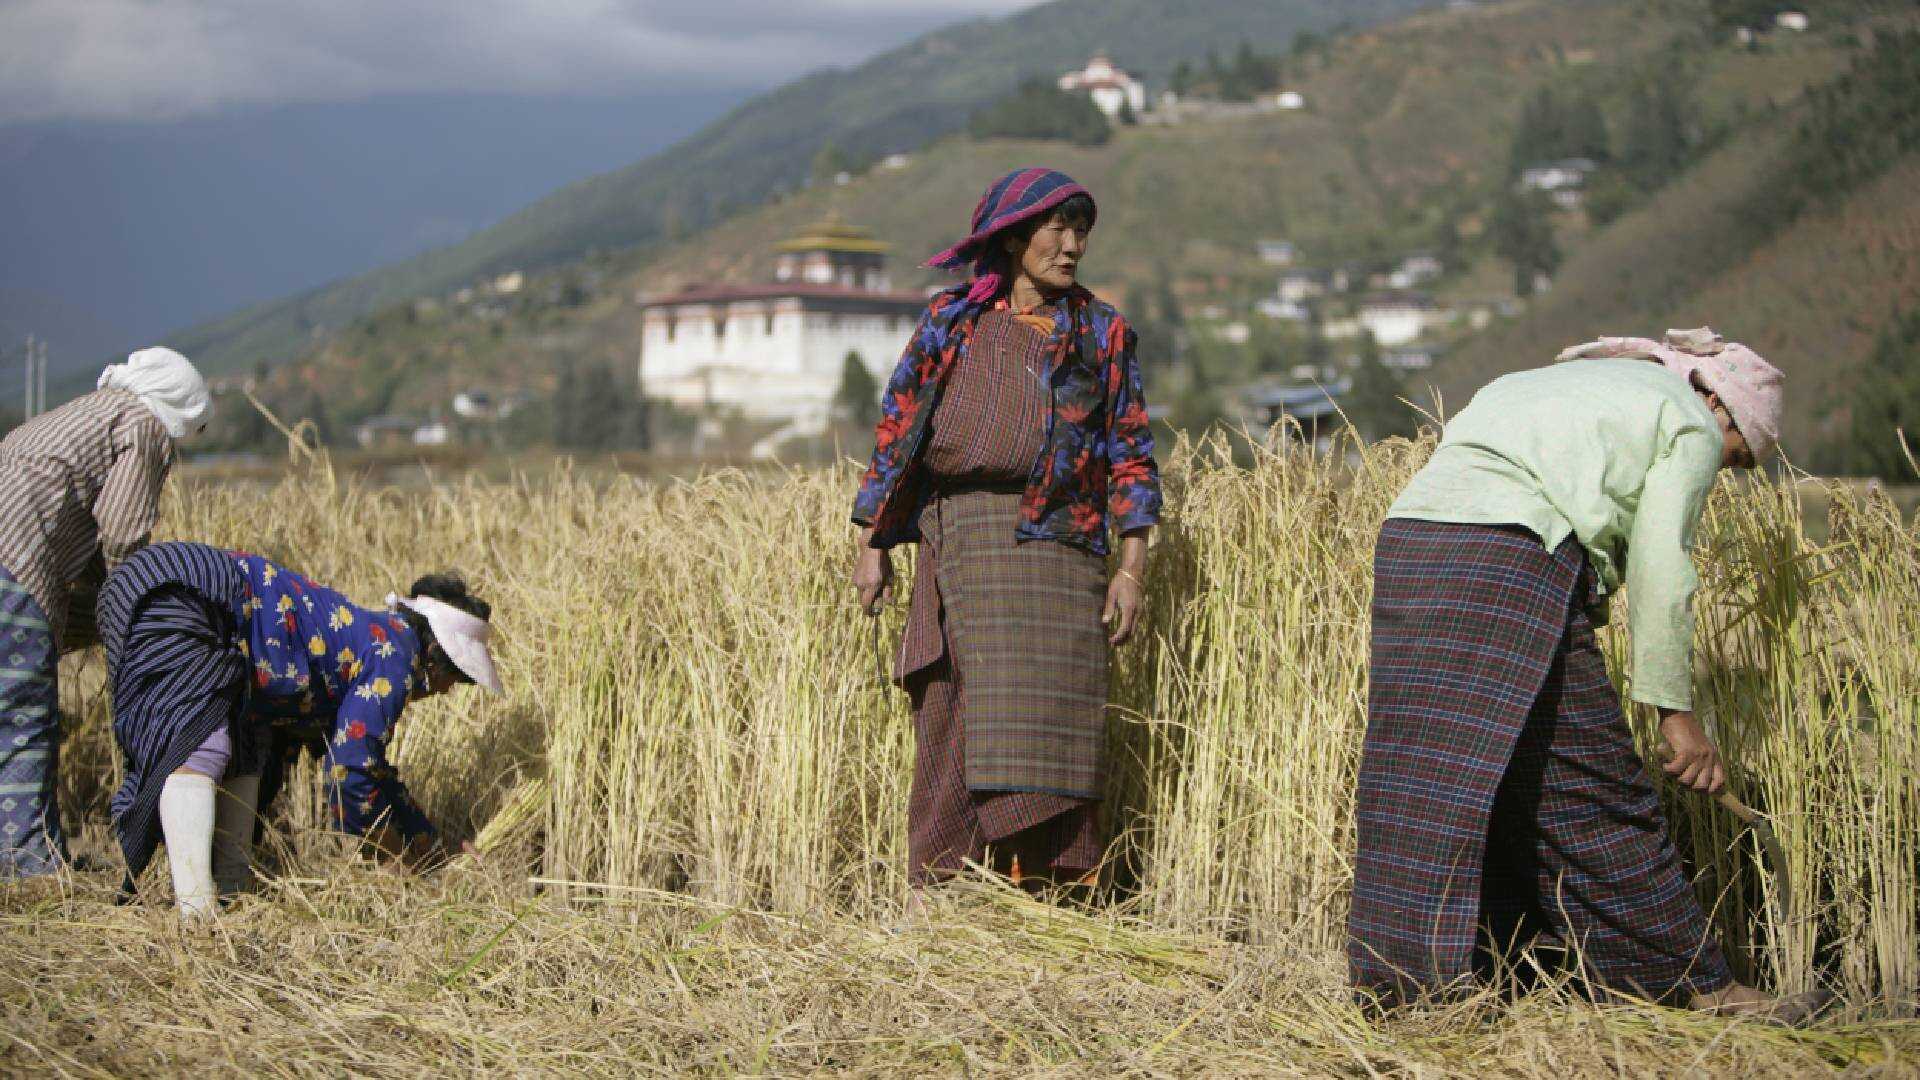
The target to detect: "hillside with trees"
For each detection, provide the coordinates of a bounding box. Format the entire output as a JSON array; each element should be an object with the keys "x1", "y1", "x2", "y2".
[
  {"x1": 969, "y1": 79, "x2": 1114, "y2": 145},
  {"x1": 1443, "y1": 20, "x2": 1920, "y2": 464},
  {"x1": 199, "y1": 0, "x2": 1920, "y2": 476},
  {"x1": 157, "y1": 0, "x2": 1434, "y2": 381}
]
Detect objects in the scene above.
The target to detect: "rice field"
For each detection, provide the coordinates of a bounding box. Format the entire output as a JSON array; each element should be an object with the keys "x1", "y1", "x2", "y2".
[{"x1": 4, "y1": 434, "x2": 1917, "y2": 1075}]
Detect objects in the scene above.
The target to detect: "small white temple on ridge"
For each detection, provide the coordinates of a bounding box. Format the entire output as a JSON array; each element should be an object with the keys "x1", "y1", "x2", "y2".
[
  {"x1": 1057, "y1": 54, "x2": 1147, "y2": 119},
  {"x1": 637, "y1": 216, "x2": 927, "y2": 431}
]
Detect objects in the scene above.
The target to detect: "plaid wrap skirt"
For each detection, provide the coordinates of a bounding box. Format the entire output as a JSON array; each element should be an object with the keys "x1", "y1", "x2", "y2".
[
  {"x1": 1348, "y1": 518, "x2": 1732, "y2": 1002},
  {"x1": 903, "y1": 488, "x2": 1110, "y2": 796},
  {"x1": 896, "y1": 488, "x2": 1107, "y2": 885}
]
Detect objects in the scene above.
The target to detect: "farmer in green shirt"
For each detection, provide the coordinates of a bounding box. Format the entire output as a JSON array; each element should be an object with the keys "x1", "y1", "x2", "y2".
[{"x1": 1347, "y1": 328, "x2": 1824, "y2": 1022}]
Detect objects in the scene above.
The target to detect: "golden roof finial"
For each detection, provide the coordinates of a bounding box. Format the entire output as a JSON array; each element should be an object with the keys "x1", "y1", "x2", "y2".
[{"x1": 774, "y1": 214, "x2": 891, "y2": 255}]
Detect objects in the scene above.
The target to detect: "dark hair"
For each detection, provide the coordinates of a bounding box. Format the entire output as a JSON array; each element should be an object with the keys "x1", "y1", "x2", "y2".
[
  {"x1": 1007, "y1": 193, "x2": 1097, "y2": 244},
  {"x1": 402, "y1": 571, "x2": 490, "y2": 684}
]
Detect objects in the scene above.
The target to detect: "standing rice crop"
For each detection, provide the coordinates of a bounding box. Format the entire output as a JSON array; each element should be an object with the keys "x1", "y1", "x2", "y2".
[{"x1": 53, "y1": 433, "x2": 1917, "y2": 1013}]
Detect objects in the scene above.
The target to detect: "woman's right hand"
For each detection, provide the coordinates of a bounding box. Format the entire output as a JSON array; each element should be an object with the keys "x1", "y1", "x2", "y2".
[
  {"x1": 853, "y1": 535, "x2": 895, "y2": 616},
  {"x1": 1659, "y1": 710, "x2": 1726, "y2": 794}
]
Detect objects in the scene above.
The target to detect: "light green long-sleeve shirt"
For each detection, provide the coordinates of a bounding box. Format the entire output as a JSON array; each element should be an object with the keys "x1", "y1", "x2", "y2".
[{"x1": 1388, "y1": 358, "x2": 1721, "y2": 710}]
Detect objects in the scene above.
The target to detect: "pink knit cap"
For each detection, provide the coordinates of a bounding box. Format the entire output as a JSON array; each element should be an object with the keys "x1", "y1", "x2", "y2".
[{"x1": 1556, "y1": 327, "x2": 1784, "y2": 463}]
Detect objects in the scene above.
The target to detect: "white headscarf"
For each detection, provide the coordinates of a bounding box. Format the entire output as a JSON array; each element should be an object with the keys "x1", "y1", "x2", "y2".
[
  {"x1": 97, "y1": 346, "x2": 212, "y2": 440},
  {"x1": 386, "y1": 593, "x2": 504, "y2": 694}
]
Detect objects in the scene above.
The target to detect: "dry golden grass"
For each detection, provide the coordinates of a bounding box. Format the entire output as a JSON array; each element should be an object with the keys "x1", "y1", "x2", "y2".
[
  {"x1": 4, "y1": 866, "x2": 1915, "y2": 1076},
  {"x1": 5, "y1": 433, "x2": 1917, "y2": 1075}
]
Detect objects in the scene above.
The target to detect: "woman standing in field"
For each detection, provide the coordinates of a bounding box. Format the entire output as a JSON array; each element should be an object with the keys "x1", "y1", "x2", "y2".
[
  {"x1": 0, "y1": 347, "x2": 211, "y2": 878},
  {"x1": 1347, "y1": 328, "x2": 1826, "y2": 1020},
  {"x1": 97, "y1": 542, "x2": 500, "y2": 915},
  {"x1": 850, "y1": 168, "x2": 1161, "y2": 897}
]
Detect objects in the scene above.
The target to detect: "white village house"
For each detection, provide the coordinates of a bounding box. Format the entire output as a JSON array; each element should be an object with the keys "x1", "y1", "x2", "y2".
[
  {"x1": 1386, "y1": 252, "x2": 1444, "y2": 290},
  {"x1": 1519, "y1": 158, "x2": 1598, "y2": 210},
  {"x1": 1257, "y1": 239, "x2": 1298, "y2": 266},
  {"x1": 1518, "y1": 158, "x2": 1597, "y2": 193},
  {"x1": 1277, "y1": 269, "x2": 1334, "y2": 304},
  {"x1": 1322, "y1": 292, "x2": 1452, "y2": 347},
  {"x1": 637, "y1": 217, "x2": 927, "y2": 433},
  {"x1": 1058, "y1": 54, "x2": 1148, "y2": 119}
]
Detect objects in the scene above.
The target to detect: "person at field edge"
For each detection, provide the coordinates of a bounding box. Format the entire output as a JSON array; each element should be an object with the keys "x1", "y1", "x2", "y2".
[
  {"x1": 0, "y1": 347, "x2": 212, "y2": 878},
  {"x1": 1347, "y1": 328, "x2": 1830, "y2": 1023},
  {"x1": 97, "y1": 542, "x2": 500, "y2": 916},
  {"x1": 850, "y1": 167, "x2": 1162, "y2": 898}
]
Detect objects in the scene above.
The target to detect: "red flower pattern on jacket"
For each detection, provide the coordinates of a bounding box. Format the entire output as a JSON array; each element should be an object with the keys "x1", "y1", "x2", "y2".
[{"x1": 851, "y1": 285, "x2": 1162, "y2": 554}]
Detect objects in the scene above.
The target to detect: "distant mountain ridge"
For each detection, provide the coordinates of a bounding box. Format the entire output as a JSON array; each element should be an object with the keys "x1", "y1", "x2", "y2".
[
  {"x1": 164, "y1": 0, "x2": 1436, "y2": 376},
  {"x1": 224, "y1": 0, "x2": 1920, "y2": 464},
  {"x1": 5, "y1": 90, "x2": 744, "y2": 393}
]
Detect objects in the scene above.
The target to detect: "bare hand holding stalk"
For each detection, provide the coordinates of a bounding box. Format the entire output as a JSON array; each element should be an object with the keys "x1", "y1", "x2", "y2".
[
  {"x1": 1658, "y1": 709, "x2": 1726, "y2": 794},
  {"x1": 1103, "y1": 529, "x2": 1149, "y2": 646},
  {"x1": 853, "y1": 527, "x2": 895, "y2": 616}
]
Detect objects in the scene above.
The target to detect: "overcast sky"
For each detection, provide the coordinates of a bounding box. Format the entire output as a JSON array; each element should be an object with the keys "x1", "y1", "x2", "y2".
[{"x1": 0, "y1": 0, "x2": 1046, "y2": 124}]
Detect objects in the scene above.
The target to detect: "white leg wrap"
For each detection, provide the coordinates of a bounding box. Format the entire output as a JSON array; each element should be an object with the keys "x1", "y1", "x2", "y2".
[
  {"x1": 158, "y1": 771, "x2": 218, "y2": 919},
  {"x1": 213, "y1": 773, "x2": 261, "y2": 896}
]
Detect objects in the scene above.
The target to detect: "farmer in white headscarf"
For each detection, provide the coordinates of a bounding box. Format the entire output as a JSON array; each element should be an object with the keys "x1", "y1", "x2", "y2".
[{"x1": 0, "y1": 346, "x2": 212, "y2": 878}]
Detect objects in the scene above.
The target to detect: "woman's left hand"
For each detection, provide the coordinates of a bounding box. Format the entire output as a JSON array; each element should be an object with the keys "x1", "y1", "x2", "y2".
[{"x1": 1104, "y1": 571, "x2": 1145, "y2": 647}]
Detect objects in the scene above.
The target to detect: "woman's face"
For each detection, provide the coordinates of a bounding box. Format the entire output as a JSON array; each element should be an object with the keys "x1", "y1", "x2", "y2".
[
  {"x1": 1006, "y1": 211, "x2": 1090, "y2": 294},
  {"x1": 414, "y1": 657, "x2": 463, "y2": 699},
  {"x1": 1706, "y1": 393, "x2": 1757, "y2": 469}
]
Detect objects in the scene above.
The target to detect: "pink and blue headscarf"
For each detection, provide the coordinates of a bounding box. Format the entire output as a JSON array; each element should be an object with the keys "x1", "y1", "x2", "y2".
[{"x1": 925, "y1": 167, "x2": 1096, "y2": 307}]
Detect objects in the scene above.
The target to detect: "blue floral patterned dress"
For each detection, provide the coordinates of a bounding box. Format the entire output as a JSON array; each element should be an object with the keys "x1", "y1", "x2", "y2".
[{"x1": 230, "y1": 553, "x2": 435, "y2": 841}]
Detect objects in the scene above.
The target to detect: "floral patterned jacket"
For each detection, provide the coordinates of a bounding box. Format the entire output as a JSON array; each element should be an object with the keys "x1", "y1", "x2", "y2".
[
  {"x1": 230, "y1": 553, "x2": 436, "y2": 841},
  {"x1": 851, "y1": 285, "x2": 1162, "y2": 555}
]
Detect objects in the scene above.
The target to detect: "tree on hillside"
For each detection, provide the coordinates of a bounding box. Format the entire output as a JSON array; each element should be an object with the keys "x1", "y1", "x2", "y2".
[
  {"x1": 1343, "y1": 332, "x2": 1418, "y2": 442},
  {"x1": 1761, "y1": 28, "x2": 1920, "y2": 224},
  {"x1": 1822, "y1": 308, "x2": 1920, "y2": 480},
  {"x1": 1147, "y1": 263, "x2": 1184, "y2": 332},
  {"x1": 1708, "y1": 0, "x2": 1784, "y2": 32},
  {"x1": 1619, "y1": 72, "x2": 1695, "y2": 190},
  {"x1": 578, "y1": 364, "x2": 627, "y2": 449},
  {"x1": 833, "y1": 351, "x2": 881, "y2": 431},
  {"x1": 291, "y1": 391, "x2": 335, "y2": 447},
  {"x1": 1507, "y1": 87, "x2": 1611, "y2": 174},
  {"x1": 968, "y1": 78, "x2": 1112, "y2": 146},
  {"x1": 811, "y1": 142, "x2": 857, "y2": 184},
  {"x1": 554, "y1": 362, "x2": 647, "y2": 451},
  {"x1": 1169, "y1": 60, "x2": 1195, "y2": 97},
  {"x1": 1178, "y1": 39, "x2": 1286, "y2": 101},
  {"x1": 1488, "y1": 188, "x2": 1562, "y2": 297},
  {"x1": 1229, "y1": 40, "x2": 1283, "y2": 99},
  {"x1": 1432, "y1": 214, "x2": 1464, "y2": 271},
  {"x1": 222, "y1": 363, "x2": 275, "y2": 450},
  {"x1": 1130, "y1": 263, "x2": 1185, "y2": 375},
  {"x1": 1205, "y1": 48, "x2": 1228, "y2": 93}
]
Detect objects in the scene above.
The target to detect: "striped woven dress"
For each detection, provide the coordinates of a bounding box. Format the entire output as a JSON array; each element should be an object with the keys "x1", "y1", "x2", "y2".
[
  {"x1": 0, "y1": 388, "x2": 175, "y2": 876},
  {"x1": 897, "y1": 303, "x2": 1108, "y2": 886},
  {"x1": 97, "y1": 542, "x2": 253, "y2": 882}
]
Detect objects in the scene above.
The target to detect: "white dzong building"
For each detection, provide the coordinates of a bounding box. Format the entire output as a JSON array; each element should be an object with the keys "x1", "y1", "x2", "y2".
[{"x1": 638, "y1": 216, "x2": 928, "y2": 431}]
